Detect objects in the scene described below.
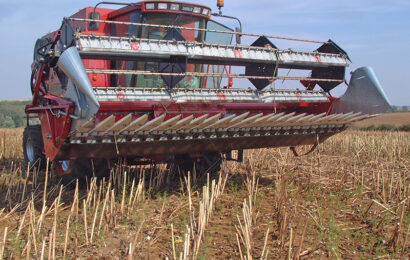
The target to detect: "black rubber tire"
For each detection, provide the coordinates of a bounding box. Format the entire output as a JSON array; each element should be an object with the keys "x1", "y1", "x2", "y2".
[
  {"x1": 23, "y1": 125, "x2": 46, "y2": 170},
  {"x1": 53, "y1": 159, "x2": 111, "y2": 187},
  {"x1": 171, "y1": 153, "x2": 223, "y2": 176}
]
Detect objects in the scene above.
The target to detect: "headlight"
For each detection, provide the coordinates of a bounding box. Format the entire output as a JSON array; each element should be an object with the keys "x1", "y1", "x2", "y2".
[{"x1": 144, "y1": 2, "x2": 210, "y2": 16}]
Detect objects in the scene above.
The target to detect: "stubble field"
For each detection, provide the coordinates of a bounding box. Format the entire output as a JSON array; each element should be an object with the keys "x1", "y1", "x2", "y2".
[
  {"x1": 0, "y1": 128, "x2": 408, "y2": 259},
  {"x1": 353, "y1": 112, "x2": 410, "y2": 128}
]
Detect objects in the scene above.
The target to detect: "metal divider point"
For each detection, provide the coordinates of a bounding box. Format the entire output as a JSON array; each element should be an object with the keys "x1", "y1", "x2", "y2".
[
  {"x1": 316, "y1": 114, "x2": 339, "y2": 124},
  {"x1": 76, "y1": 119, "x2": 95, "y2": 134},
  {"x1": 280, "y1": 113, "x2": 307, "y2": 125},
  {"x1": 103, "y1": 113, "x2": 133, "y2": 135},
  {"x1": 329, "y1": 113, "x2": 352, "y2": 124},
  {"x1": 169, "y1": 115, "x2": 194, "y2": 130},
  {"x1": 120, "y1": 114, "x2": 149, "y2": 133},
  {"x1": 88, "y1": 115, "x2": 116, "y2": 134},
  {"x1": 151, "y1": 115, "x2": 182, "y2": 132},
  {"x1": 269, "y1": 112, "x2": 296, "y2": 126},
  {"x1": 309, "y1": 112, "x2": 327, "y2": 122},
  {"x1": 227, "y1": 112, "x2": 250, "y2": 126},
  {"x1": 252, "y1": 113, "x2": 278, "y2": 128},
  {"x1": 259, "y1": 113, "x2": 286, "y2": 126},
  {"x1": 230, "y1": 113, "x2": 263, "y2": 128},
  {"x1": 193, "y1": 113, "x2": 222, "y2": 130},
  {"x1": 338, "y1": 112, "x2": 354, "y2": 119},
  {"x1": 294, "y1": 114, "x2": 317, "y2": 124},
  {"x1": 135, "y1": 114, "x2": 166, "y2": 132},
  {"x1": 212, "y1": 113, "x2": 250, "y2": 129},
  {"x1": 205, "y1": 114, "x2": 237, "y2": 129},
  {"x1": 347, "y1": 114, "x2": 369, "y2": 123},
  {"x1": 187, "y1": 114, "x2": 210, "y2": 130},
  {"x1": 324, "y1": 113, "x2": 349, "y2": 124},
  {"x1": 341, "y1": 112, "x2": 362, "y2": 123}
]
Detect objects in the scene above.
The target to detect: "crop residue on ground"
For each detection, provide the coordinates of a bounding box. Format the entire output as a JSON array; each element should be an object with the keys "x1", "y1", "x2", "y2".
[{"x1": 0, "y1": 128, "x2": 408, "y2": 259}]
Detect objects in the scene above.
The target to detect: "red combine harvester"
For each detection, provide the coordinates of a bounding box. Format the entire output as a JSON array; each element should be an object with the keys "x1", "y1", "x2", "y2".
[{"x1": 24, "y1": 0, "x2": 391, "y2": 182}]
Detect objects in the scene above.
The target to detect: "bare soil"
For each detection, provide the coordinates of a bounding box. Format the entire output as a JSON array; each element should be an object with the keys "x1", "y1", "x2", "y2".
[
  {"x1": 353, "y1": 112, "x2": 410, "y2": 127},
  {"x1": 0, "y1": 129, "x2": 408, "y2": 259}
]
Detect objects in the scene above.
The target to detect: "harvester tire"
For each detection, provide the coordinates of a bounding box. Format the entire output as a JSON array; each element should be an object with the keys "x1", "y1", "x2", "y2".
[
  {"x1": 23, "y1": 125, "x2": 46, "y2": 170},
  {"x1": 53, "y1": 159, "x2": 111, "y2": 187}
]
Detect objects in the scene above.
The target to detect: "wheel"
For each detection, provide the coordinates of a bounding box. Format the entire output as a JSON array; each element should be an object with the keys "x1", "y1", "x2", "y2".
[
  {"x1": 53, "y1": 159, "x2": 111, "y2": 187},
  {"x1": 170, "y1": 153, "x2": 223, "y2": 176},
  {"x1": 23, "y1": 125, "x2": 46, "y2": 170}
]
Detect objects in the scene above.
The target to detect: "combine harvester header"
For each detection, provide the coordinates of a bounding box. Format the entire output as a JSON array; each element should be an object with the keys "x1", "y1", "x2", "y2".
[{"x1": 24, "y1": 0, "x2": 391, "y2": 182}]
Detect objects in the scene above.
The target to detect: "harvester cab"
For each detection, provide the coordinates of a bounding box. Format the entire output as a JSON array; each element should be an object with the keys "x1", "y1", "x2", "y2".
[{"x1": 24, "y1": 1, "x2": 391, "y2": 182}]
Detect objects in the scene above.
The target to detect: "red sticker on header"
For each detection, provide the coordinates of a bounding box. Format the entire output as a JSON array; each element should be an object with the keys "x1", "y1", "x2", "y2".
[
  {"x1": 131, "y1": 42, "x2": 140, "y2": 50},
  {"x1": 117, "y1": 91, "x2": 126, "y2": 100}
]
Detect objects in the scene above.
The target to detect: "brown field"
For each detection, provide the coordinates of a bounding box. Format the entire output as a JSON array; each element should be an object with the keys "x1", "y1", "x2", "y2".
[
  {"x1": 354, "y1": 112, "x2": 410, "y2": 128},
  {"x1": 0, "y1": 128, "x2": 408, "y2": 259}
]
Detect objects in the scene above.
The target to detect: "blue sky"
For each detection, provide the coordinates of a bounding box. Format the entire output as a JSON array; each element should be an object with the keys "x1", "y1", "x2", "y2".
[{"x1": 0, "y1": 0, "x2": 409, "y2": 105}]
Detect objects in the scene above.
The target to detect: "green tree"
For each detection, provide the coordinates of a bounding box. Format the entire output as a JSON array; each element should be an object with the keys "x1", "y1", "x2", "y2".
[
  {"x1": 0, "y1": 100, "x2": 30, "y2": 128},
  {"x1": 0, "y1": 114, "x2": 16, "y2": 128}
]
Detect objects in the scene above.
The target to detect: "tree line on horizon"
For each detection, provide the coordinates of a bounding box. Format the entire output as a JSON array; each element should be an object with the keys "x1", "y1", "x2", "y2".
[{"x1": 0, "y1": 100, "x2": 30, "y2": 128}]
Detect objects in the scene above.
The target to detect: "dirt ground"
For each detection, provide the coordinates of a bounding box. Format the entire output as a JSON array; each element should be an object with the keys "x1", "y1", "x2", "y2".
[
  {"x1": 353, "y1": 112, "x2": 410, "y2": 128},
  {"x1": 0, "y1": 129, "x2": 408, "y2": 259}
]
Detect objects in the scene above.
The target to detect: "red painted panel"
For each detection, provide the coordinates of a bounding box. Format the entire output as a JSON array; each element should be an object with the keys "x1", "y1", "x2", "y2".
[
  {"x1": 97, "y1": 100, "x2": 334, "y2": 119},
  {"x1": 71, "y1": 7, "x2": 114, "y2": 35},
  {"x1": 83, "y1": 59, "x2": 111, "y2": 87},
  {"x1": 39, "y1": 109, "x2": 72, "y2": 161},
  {"x1": 30, "y1": 95, "x2": 74, "y2": 161}
]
